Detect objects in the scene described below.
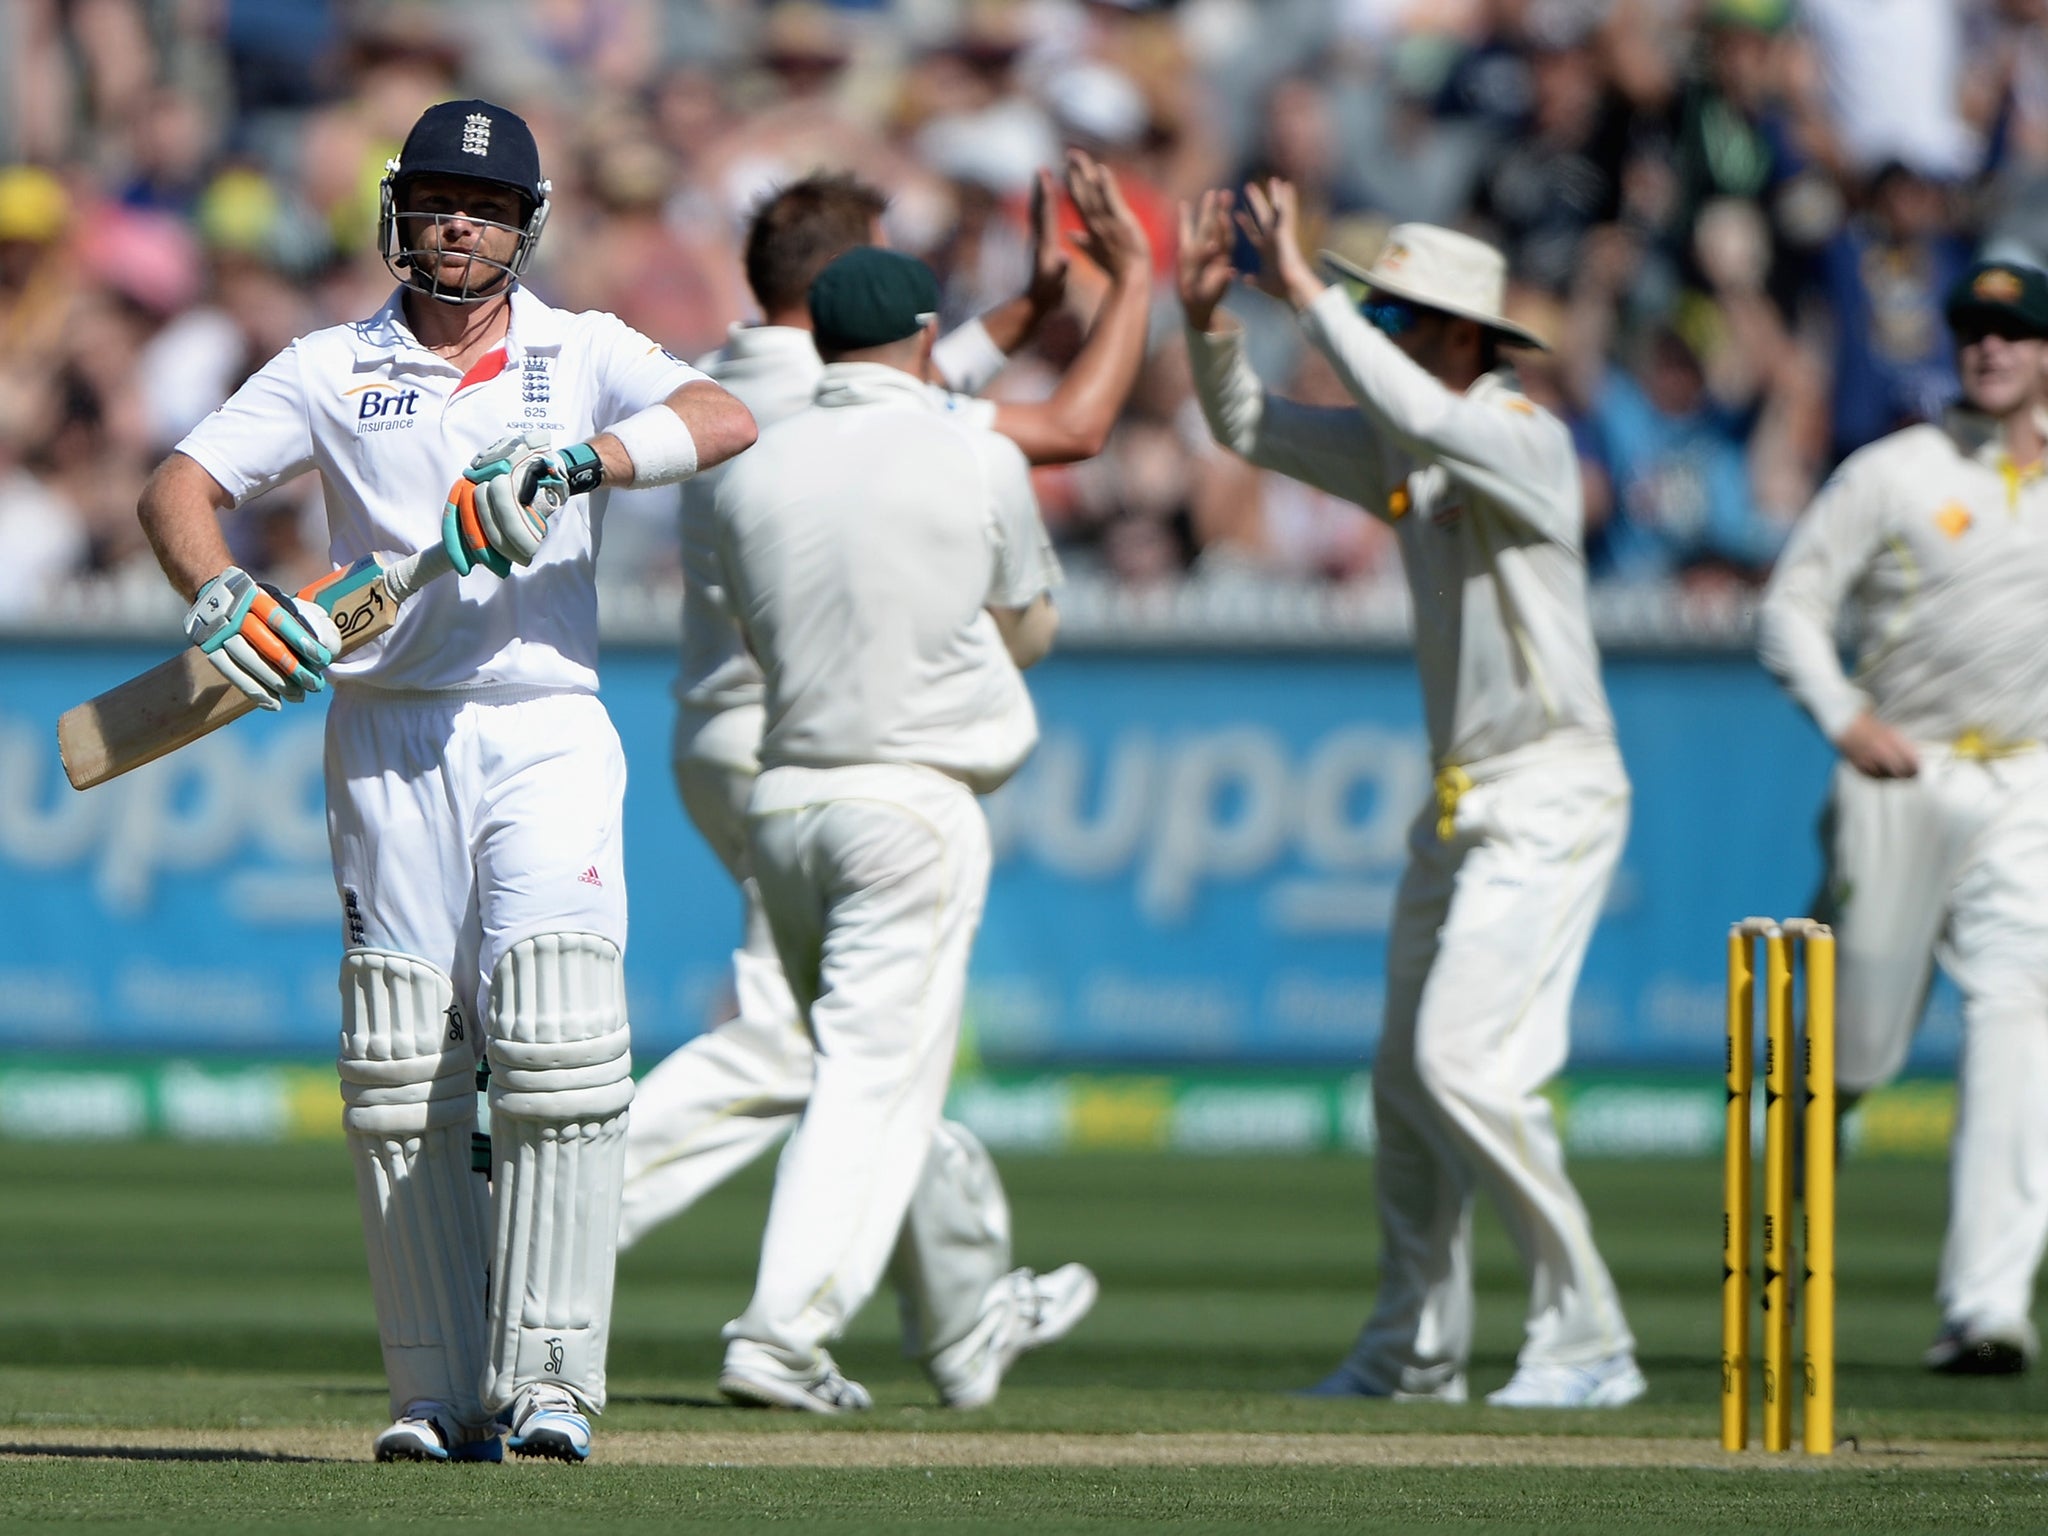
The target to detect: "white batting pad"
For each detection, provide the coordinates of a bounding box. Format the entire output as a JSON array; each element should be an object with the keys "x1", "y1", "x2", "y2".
[
  {"x1": 338, "y1": 948, "x2": 491, "y2": 1426},
  {"x1": 482, "y1": 931, "x2": 633, "y2": 1415},
  {"x1": 891, "y1": 1119, "x2": 1014, "y2": 1359}
]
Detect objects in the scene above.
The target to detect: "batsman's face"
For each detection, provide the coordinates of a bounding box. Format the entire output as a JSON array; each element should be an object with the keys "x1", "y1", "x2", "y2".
[
  {"x1": 1956, "y1": 326, "x2": 2048, "y2": 418},
  {"x1": 401, "y1": 174, "x2": 526, "y2": 291}
]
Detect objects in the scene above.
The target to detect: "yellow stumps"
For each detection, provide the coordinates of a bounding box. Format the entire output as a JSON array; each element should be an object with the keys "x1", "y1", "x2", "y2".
[
  {"x1": 1762, "y1": 928, "x2": 1794, "y2": 1450},
  {"x1": 1792, "y1": 920, "x2": 1836, "y2": 1457},
  {"x1": 1721, "y1": 926, "x2": 1755, "y2": 1452},
  {"x1": 1724, "y1": 917, "x2": 1835, "y2": 1455}
]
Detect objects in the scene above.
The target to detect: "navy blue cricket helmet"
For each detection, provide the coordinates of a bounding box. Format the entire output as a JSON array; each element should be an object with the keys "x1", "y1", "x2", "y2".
[{"x1": 378, "y1": 99, "x2": 551, "y2": 303}]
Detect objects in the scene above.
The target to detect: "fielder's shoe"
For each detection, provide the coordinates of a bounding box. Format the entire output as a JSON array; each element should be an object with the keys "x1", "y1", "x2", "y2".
[
  {"x1": 1296, "y1": 1361, "x2": 1468, "y2": 1403},
  {"x1": 719, "y1": 1341, "x2": 874, "y2": 1414},
  {"x1": 1924, "y1": 1320, "x2": 2035, "y2": 1376},
  {"x1": 505, "y1": 1384, "x2": 593, "y2": 1462},
  {"x1": 373, "y1": 1400, "x2": 503, "y2": 1463},
  {"x1": 930, "y1": 1263, "x2": 1101, "y2": 1410},
  {"x1": 1485, "y1": 1352, "x2": 1647, "y2": 1408}
]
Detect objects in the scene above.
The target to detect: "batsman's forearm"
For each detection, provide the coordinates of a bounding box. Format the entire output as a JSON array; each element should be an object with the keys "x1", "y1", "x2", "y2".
[{"x1": 138, "y1": 452, "x2": 240, "y2": 601}]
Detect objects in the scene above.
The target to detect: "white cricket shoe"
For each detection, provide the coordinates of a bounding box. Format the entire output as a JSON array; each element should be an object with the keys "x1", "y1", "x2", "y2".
[
  {"x1": 505, "y1": 1384, "x2": 593, "y2": 1461},
  {"x1": 373, "y1": 1399, "x2": 503, "y2": 1463},
  {"x1": 1296, "y1": 1361, "x2": 1468, "y2": 1403},
  {"x1": 930, "y1": 1263, "x2": 1101, "y2": 1410},
  {"x1": 1485, "y1": 1353, "x2": 1647, "y2": 1408},
  {"x1": 719, "y1": 1341, "x2": 875, "y2": 1414}
]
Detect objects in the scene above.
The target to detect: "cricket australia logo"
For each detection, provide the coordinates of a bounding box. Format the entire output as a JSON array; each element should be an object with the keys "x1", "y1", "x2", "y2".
[{"x1": 462, "y1": 113, "x2": 492, "y2": 156}]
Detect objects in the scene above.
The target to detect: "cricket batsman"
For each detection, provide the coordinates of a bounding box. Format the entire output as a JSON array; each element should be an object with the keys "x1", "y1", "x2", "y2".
[{"x1": 135, "y1": 99, "x2": 756, "y2": 1461}]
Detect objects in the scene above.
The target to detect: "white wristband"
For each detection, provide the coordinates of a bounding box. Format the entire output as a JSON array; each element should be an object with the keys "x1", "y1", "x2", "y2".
[
  {"x1": 931, "y1": 316, "x2": 1008, "y2": 395},
  {"x1": 608, "y1": 404, "x2": 700, "y2": 486}
]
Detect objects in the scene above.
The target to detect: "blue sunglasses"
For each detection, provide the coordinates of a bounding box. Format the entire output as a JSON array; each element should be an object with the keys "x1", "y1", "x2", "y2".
[{"x1": 1360, "y1": 297, "x2": 1422, "y2": 337}]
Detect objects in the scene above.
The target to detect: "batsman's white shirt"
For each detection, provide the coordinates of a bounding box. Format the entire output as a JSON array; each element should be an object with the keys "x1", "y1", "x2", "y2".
[
  {"x1": 1188, "y1": 293, "x2": 1634, "y2": 1388},
  {"x1": 178, "y1": 284, "x2": 706, "y2": 694},
  {"x1": 1759, "y1": 408, "x2": 2048, "y2": 1342},
  {"x1": 174, "y1": 282, "x2": 704, "y2": 998}
]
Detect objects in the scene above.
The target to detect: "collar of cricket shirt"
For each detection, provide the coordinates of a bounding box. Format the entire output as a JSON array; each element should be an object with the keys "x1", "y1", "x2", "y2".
[
  {"x1": 813, "y1": 361, "x2": 949, "y2": 411},
  {"x1": 720, "y1": 323, "x2": 820, "y2": 365},
  {"x1": 351, "y1": 283, "x2": 566, "y2": 374},
  {"x1": 1941, "y1": 403, "x2": 2048, "y2": 473}
]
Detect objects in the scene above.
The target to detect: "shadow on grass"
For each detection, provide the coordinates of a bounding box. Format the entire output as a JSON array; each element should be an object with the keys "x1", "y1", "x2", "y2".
[
  {"x1": 0, "y1": 1443, "x2": 332, "y2": 1464},
  {"x1": 608, "y1": 1392, "x2": 731, "y2": 1410}
]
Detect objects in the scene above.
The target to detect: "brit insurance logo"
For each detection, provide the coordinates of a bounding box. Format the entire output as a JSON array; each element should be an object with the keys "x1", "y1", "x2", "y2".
[{"x1": 346, "y1": 381, "x2": 421, "y2": 433}]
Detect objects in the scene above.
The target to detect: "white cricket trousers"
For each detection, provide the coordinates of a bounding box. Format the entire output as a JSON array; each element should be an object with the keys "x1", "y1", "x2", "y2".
[
  {"x1": 1823, "y1": 747, "x2": 2048, "y2": 1338},
  {"x1": 620, "y1": 709, "x2": 1012, "y2": 1356},
  {"x1": 1344, "y1": 736, "x2": 1635, "y2": 1393},
  {"x1": 722, "y1": 761, "x2": 993, "y2": 1368}
]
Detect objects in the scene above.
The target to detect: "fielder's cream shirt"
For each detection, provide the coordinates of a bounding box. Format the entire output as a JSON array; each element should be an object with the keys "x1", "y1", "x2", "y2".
[
  {"x1": 1187, "y1": 288, "x2": 1616, "y2": 769},
  {"x1": 710, "y1": 362, "x2": 1057, "y2": 792},
  {"x1": 678, "y1": 325, "x2": 1002, "y2": 720},
  {"x1": 1759, "y1": 407, "x2": 2048, "y2": 747}
]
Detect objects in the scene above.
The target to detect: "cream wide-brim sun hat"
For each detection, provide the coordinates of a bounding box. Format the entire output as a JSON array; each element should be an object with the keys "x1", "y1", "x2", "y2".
[{"x1": 1318, "y1": 223, "x2": 1550, "y2": 352}]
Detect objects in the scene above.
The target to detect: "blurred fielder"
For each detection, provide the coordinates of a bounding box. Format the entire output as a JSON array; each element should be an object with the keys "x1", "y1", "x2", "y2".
[
  {"x1": 1177, "y1": 182, "x2": 1644, "y2": 1408},
  {"x1": 703, "y1": 245, "x2": 1064, "y2": 1411},
  {"x1": 1759, "y1": 260, "x2": 2048, "y2": 1377},
  {"x1": 136, "y1": 100, "x2": 755, "y2": 1461},
  {"x1": 621, "y1": 152, "x2": 1150, "y2": 1409}
]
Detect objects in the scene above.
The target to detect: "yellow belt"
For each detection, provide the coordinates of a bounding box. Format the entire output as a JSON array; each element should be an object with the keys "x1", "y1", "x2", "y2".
[
  {"x1": 1434, "y1": 764, "x2": 1473, "y2": 841},
  {"x1": 1952, "y1": 729, "x2": 2039, "y2": 762}
]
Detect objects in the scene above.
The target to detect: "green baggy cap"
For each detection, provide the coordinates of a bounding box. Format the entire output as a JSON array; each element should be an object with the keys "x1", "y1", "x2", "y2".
[
  {"x1": 809, "y1": 246, "x2": 942, "y2": 352},
  {"x1": 1944, "y1": 260, "x2": 2048, "y2": 339}
]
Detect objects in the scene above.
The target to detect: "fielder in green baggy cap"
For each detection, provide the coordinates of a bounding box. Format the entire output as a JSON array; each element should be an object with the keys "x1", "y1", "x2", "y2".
[
  {"x1": 1944, "y1": 260, "x2": 2048, "y2": 339},
  {"x1": 808, "y1": 246, "x2": 943, "y2": 354}
]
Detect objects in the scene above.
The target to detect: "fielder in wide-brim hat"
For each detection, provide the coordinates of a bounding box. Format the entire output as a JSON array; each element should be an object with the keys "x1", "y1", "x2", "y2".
[{"x1": 1175, "y1": 178, "x2": 1645, "y2": 1409}]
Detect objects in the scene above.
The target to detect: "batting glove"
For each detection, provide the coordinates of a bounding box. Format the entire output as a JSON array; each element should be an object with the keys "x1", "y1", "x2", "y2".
[
  {"x1": 183, "y1": 565, "x2": 343, "y2": 710},
  {"x1": 444, "y1": 434, "x2": 600, "y2": 576}
]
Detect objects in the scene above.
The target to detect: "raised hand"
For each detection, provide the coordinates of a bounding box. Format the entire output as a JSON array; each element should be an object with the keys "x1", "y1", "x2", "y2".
[
  {"x1": 1236, "y1": 177, "x2": 1323, "y2": 311},
  {"x1": 1176, "y1": 189, "x2": 1237, "y2": 332},
  {"x1": 1026, "y1": 167, "x2": 1071, "y2": 314},
  {"x1": 1065, "y1": 149, "x2": 1150, "y2": 282}
]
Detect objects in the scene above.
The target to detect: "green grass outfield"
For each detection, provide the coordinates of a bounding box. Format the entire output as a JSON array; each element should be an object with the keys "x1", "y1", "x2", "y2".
[{"x1": 4, "y1": 1143, "x2": 2045, "y2": 1532}]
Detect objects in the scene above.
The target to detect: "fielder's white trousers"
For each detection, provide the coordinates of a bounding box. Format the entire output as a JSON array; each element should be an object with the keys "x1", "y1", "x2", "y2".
[
  {"x1": 619, "y1": 710, "x2": 1013, "y2": 1358},
  {"x1": 722, "y1": 761, "x2": 993, "y2": 1368},
  {"x1": 1823, "y1": 747, "x2": 2048, "y2": 1338},
  {"x1": 1343, "y1": 737, "x2": 1636, "y2": 1392}
]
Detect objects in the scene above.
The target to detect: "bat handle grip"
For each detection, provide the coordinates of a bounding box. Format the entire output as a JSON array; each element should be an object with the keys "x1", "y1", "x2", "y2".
[{"x1": 379, "y1": 541, "x2": 459, "y2": 603}]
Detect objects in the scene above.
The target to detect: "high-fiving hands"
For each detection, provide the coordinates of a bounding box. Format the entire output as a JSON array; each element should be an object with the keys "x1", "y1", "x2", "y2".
[
  {"x1": 1176, "y1": 189, "x2": 1237, "y2": 332},
  {"x1": 1065, "y1": 148, "x2": 1150, "y2": 282},
  {"x1": 1236, "y1": 178, "x2": 1324, "y2": 311},
  {"x1": 1177, "y1": 177, "x2": 1325, "y2": 331}
]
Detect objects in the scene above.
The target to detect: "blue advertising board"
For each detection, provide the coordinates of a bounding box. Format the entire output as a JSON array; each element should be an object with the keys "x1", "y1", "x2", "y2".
[{"x1": 0, "y1": 637, "x2": 1957, "y2": 1071}]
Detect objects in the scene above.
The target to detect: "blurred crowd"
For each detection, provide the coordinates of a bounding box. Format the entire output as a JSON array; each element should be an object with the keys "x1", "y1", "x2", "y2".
[{"x1": 1, "y1": 0, "x2": 2045, "y2": 624}]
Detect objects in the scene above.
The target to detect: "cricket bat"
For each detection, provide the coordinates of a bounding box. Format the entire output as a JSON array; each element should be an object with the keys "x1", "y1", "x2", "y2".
[{"x1": 56, "y1": 544, "x2": 458, "y2": 791}]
